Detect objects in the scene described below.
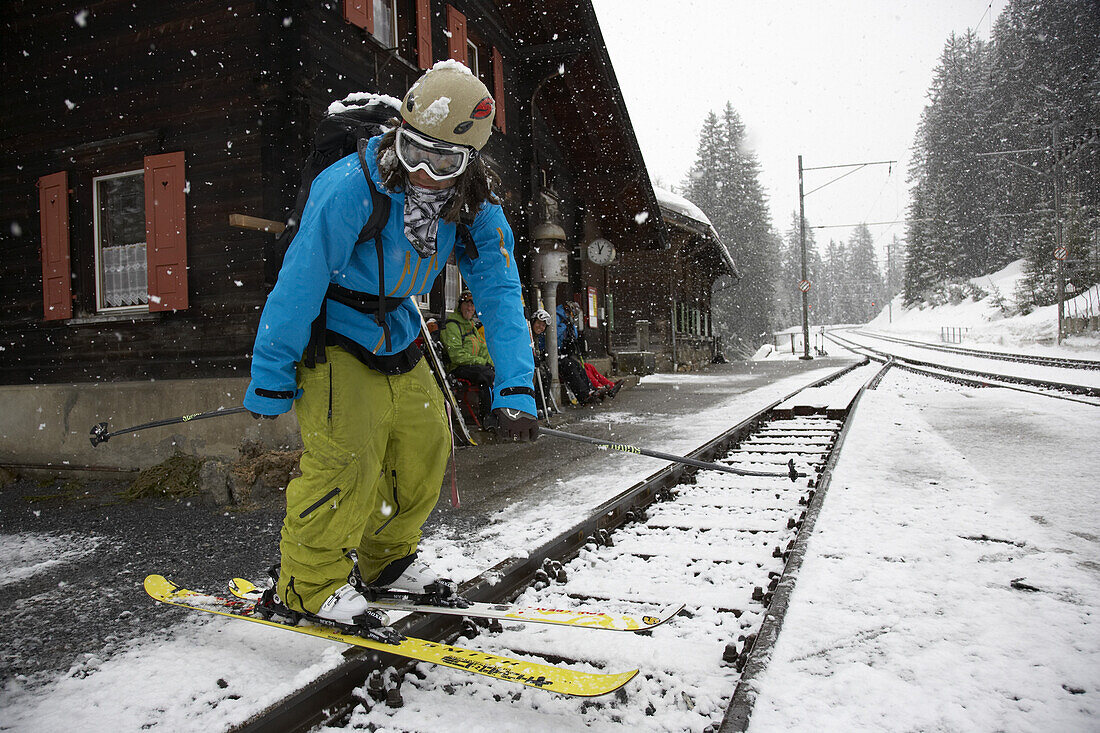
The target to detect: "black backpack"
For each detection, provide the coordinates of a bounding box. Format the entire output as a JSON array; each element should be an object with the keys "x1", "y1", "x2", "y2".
[
  {"x1": 270, "y1": 95, "x2": 477, "y2": 366},
  {"x1": 266, "y1": 97, "x2": 398, "y2": 286}
]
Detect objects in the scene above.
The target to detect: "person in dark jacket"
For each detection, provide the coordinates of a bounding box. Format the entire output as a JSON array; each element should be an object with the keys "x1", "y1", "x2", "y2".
[
  {"x1": 244, "y1": 63, "x2": 538, "y2": 631},
  {"x1": 555, "y1": 303, "x2": 600, "y2": 403}
]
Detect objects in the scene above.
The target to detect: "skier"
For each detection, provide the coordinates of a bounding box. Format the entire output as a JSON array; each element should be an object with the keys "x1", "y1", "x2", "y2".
[
  {"x1": 440, "y1": 290, "x2": 495, "y2": 427},
  {"x1": 243, "y1": 62, "x2": 538, "y2": 631}
]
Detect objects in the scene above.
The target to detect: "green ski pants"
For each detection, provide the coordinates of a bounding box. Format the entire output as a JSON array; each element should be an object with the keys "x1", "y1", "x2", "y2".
[{"x1": 277, "y1": 345, "x2": 451, "y2": 614}]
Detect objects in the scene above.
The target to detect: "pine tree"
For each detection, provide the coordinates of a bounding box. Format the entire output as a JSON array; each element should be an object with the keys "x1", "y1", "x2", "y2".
[
  {"x1": 906, "y1": 1, "x2": 1099, "y2": 308},
  {"x1": 684, "y1": 103, "x2": 777, "y2": 349},
  {"x1": 905, "y1": 31, "x2": 995, "y2": 302},
  {"x1": 844, "y1": 224, "x2": 885, "y2": 323}
]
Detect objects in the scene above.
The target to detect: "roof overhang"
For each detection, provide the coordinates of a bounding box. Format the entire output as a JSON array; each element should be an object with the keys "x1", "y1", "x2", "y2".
[
  {"x1": 498, "y1": 0, "x2": 670, "y2": 252},
  {"x1": 661, "y1": 206, "x2": 741, "y2": 280}
]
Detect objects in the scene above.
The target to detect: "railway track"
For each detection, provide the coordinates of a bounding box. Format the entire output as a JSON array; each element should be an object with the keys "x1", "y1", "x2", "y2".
[
  {"x1": 230, "y1": 360, "x2": 886, "y2": 733},
  {"x1": 827, "y1": 330, "x2": 1100, "y2": 405},
  {"x1": 853, "y1": 329, "x2": 1100, "y2": 371}
]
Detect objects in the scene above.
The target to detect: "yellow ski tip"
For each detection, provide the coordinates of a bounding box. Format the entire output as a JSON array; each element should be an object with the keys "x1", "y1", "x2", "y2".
[
  {"x1": 143, "y1": 574, "x2": 175, "y2": 597},
  {"x1": 229, "y1": 577, "x2": 258, "y2": 595}
]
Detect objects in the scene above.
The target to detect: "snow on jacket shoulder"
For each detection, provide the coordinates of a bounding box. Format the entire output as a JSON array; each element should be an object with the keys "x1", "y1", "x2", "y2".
[{"x1": 244, "y1": 135, "x2": 534, "y2": 417}]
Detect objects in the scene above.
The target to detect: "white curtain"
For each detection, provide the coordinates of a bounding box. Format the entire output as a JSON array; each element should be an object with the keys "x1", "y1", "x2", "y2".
[{"x1": 102, "y1": 243, "x2": 148, "y2": 307}]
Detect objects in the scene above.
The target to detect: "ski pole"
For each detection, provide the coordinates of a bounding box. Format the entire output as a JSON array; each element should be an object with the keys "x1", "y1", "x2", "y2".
[
  {"x1": 540, "y1": 427, "x2": 803, "y2": 481},
  {"x1": 89, "y1": 406, "x2": 250, "y2": 447}
]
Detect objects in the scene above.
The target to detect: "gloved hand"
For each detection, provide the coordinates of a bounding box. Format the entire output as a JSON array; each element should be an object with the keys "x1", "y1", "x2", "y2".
[
  {"x1": 249, "y1": 411, "x2": 278, "y2": 420},
  {"x1": 493, "y1": 408, "x2": 538, "y2": 441}
]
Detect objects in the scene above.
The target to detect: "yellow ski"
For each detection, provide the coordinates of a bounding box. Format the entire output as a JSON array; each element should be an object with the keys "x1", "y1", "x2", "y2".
[
  {"x1": 230, "y1": 577, "x2": 682, "y2": 632},
  {"x1": 144, "y1": 575, "x2": 636, "y2": 697}
]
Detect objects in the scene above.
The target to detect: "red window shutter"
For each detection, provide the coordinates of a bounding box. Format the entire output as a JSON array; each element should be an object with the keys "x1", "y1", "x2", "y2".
[
  {"x1": 344, "y1": 0, "x2": 372, "y2": 32},
  {"x1": 446, "y1": 4, "x2": 467, "y2": 64},
  {"x1": 39, "y1": 171, "x2": 72, "y2": 321},
  {"x1": 492, "y1": 46, "x2": 506, "y2": 133},
  {"x1": 415, "y1": 0, "x2": 432, "y2": 69},
  {"x1": 144, "y1": 152, "x2": 189, "y2": 312}
]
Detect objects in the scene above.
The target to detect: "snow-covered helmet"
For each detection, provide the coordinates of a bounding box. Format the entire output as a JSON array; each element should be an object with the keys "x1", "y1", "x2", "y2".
[
  {"x1": 401, "y1": 61, "x2": 496, "y2": 151},
  {"x1": 532, "y1": 309, "x2": 552, "y2": 325}
]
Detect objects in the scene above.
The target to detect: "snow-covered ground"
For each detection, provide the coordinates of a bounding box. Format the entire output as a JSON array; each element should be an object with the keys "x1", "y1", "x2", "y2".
[
  {"x1": 868, "y1": 259, "x2": 1100, "y2": 358},
  {"x1": 749, "y1": 369, "x2": 1100, "y2": 731},
  {"x1": 6, "y1": 363, "x2": 1094, "y2": 732},
  {"x1": 0, "y1": 366, "x2": 844, "y2": 732}
]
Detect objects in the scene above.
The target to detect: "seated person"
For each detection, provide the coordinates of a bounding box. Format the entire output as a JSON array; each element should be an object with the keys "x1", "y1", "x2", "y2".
[
  {"x1": 441, "y1": 291, "x2": 495, "y2": 426},
  {"x1": 530, "y1": 309, "x2": 554, "y2": 413},
  {"x1": 584, "y1": 361, "x2": 623, "y2": 398},
  {"x1": 555, "y1": 302, "x2": 600, "y2": 404}
]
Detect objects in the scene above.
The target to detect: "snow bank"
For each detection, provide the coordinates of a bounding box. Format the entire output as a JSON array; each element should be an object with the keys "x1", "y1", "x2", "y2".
[{"x1": 869, "y1": 259, "x2": 1100, "y2": 356}]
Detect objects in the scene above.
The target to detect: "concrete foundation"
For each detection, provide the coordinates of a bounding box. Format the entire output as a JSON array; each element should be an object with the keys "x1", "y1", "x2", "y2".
[{"x1": 0, "y1": 378, "x2": 302, "y2": 474}]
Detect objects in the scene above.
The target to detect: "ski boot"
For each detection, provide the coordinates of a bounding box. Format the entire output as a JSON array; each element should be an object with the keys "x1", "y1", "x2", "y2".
[
  {"x1": 256, "y1": 565, "x2": 401, "y2": 643},
  {"x1": 359, "y1": 553, "x2": 469, "y2": 608}
]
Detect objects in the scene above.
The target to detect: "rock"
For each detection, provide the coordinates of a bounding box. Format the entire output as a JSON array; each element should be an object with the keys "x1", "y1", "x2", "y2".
[
  {"x1": 199, "y1": 459, "x2": 231, "y2": 506},
  {"x1": 0, "y1": 466, "x2": 17, "y2": 489}
]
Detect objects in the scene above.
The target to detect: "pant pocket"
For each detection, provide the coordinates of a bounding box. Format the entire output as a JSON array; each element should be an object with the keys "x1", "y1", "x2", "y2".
[{"x1": 286, "y1": 459, "x2": 362, "y2": 549}]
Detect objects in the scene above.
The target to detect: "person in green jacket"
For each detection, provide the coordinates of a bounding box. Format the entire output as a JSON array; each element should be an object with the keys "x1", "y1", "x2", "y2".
[{"x1": 441, "y1": 290, "x2": 496, "y2": 426}]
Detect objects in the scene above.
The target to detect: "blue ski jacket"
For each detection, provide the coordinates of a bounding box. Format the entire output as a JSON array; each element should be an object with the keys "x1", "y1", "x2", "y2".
[
  {"x1": 556, "y1": 304, "x2": 580, "y2": 357},
  {"x1": 244, "y1": 135, "x2": 535, "y2": 417}
]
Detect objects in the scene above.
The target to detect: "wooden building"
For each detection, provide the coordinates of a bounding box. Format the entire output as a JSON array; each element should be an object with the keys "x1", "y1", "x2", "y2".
[
  {"x1": 0, "y1": 0, "x2": 729, "y2": 470},
  {"x1": 602, "y1": 186, "x2": 740, "y2": 373}
]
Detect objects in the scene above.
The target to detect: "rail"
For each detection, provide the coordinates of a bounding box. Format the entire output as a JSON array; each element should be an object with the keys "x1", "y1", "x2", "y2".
[
  {"x1": 229, "y1": 359, "x2": 875, "y2": 733},
  {"x1": 826, "y1": 331, "x2": 1100, "y2": 405}
]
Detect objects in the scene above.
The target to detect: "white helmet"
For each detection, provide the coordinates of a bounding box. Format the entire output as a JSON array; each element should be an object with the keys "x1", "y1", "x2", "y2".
[{"x1": 401, "y1": 62, "x2": 495, "y2": 151}]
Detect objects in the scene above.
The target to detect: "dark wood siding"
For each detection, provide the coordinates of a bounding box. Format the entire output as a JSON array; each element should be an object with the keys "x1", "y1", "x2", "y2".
[{"x1": 0, "y1": 2, "x2": 271, "y2": 383}]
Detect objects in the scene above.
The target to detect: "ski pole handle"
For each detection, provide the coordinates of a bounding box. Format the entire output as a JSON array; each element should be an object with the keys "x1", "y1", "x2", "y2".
[
  {"x1": 541, "y1": 428, "x2": 803, "y2": 481},
  {"x1": 90, "y1": 405, "x2": 250, "y2": 447}
]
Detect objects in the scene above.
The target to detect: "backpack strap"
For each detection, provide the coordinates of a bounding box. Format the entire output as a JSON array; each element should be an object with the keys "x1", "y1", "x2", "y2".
[
  {"x1": 457, "y1": 221, "x2": 477, "y2": 260},
  {"x1": 357, "y1": 139, "x2": 395, "y2": 351}
]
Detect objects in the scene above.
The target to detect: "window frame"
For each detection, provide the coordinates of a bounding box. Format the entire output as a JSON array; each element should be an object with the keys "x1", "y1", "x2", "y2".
[
  {"x1": 92, "y1": 167, "x2": 149, "y2": 315},
  {"x1": 371, "y1": 0, "x2": 399, "y2": 48},
  {"x1": 466, "y1": 38, "x2": 479, "y2": 77}
]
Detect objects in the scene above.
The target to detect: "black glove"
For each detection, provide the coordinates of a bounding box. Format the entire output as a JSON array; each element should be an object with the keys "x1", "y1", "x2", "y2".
[
  {"x1": 249, "y1": 411, "x2": 278, "y2": 420},
  {"x1": 493, "y1": 408, "x2": 539, "y2": 441}
]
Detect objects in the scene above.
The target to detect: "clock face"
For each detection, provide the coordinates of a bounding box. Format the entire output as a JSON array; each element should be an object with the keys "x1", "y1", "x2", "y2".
[{"x1": 587, "y1": 238, "x2": 615, "y2": 266}]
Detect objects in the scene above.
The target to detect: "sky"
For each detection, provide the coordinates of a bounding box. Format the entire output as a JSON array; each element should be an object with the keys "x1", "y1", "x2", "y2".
[{"x1": 591, "y1": 0, "x2": 1011, "y2": 261}]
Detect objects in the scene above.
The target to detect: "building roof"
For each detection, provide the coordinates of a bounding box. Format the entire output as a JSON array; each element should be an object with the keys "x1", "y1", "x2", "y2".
[
  {"x1": 495, "y1": 0, "x2": 671, "y2": 253},
  {"x1": 653, "y1": 185, "x2": 741, "y2": 279}
]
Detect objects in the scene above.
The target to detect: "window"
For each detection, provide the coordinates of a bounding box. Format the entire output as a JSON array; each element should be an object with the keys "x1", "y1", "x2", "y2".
[
  {"x1": 466, "y1": 39, "x2": 479, "y2": 77},
  {"x1": 93, "y1": 170, "x2": 148, "y2": 311},
  {"x1": 444, "y1": 259, "x2": 461, "y2": 314},
  {"x1": 37, "y1": 151, "x2": 188, "y2": 321},
  {"x1": 371, "y1": 0, "x2": 396, "y2": 47},
  {"x1": 467, "y1": 33, "x2": 491, "y2": 92}
]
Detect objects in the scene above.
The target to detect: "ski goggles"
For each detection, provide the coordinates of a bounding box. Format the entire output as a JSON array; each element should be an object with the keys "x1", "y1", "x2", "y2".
[{"x1": 394, "y1": 126, "x2": 474, "y2": 181}]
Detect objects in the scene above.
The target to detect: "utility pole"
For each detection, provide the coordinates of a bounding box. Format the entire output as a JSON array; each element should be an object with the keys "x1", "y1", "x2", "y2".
[
  {"x1": 797, "y1": 155, "x2": 811, "y2": 360},
  {"x1": 886, "y1": 239, "x2": 894, "y2": 324},
  {"x1": 1052, "y1": 123, "x2": 1065, "y2": 345}
]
